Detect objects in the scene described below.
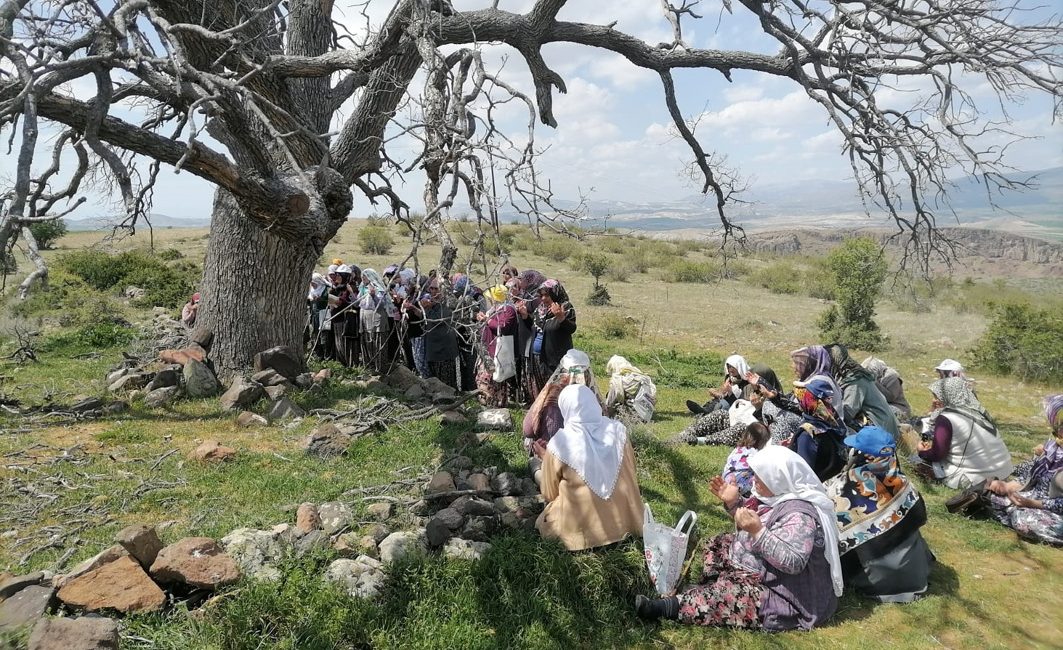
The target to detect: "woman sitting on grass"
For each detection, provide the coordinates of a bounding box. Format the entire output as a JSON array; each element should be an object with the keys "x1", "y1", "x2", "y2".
[
  {"x1": 534, "y1": 384, "x2": 643, "y2": 551},
  {"x1": 985, "y1": 395, "x2": 1063, "y2": 546},
  {"x1": 826, "y1": 426, "x2": 932, "y2": 602},
  {"x1": 604, "y1": 355, "x2": 657, "y2": 423},
  {"x1": 790, "y1": 377, "x2": 849, "y2": 481},
  {"x1": 861, "y1": 356, "x2": 913, "y2": 422},
  {"x1": 916, "y1": 377, "x2": 1013, "y2": 489},
  {"x1": 826, "y1": 344, "x2": 899, "y2": 436},
  {"x1": 636, "y1": 446, "x2": 841, "y2": 631},
  {"x1": 686, "y1": 354, "x2": 750, "y2": 415}
]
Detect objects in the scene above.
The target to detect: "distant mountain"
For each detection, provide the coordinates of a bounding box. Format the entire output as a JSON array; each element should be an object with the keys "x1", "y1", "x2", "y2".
[{"x1": 66, "y1": 212, "x2": 211, "y2": 231}]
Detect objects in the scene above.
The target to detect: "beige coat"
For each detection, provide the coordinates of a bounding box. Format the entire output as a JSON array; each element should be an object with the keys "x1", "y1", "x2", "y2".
[{"x1": 536, "y1": 440, "x2": 644, "y2": 551}]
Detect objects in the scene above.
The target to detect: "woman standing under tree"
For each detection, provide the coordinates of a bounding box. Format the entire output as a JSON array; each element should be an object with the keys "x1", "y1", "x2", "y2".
[{"x1": 521, "y1": 279, "x2": 576, "y2": 401}]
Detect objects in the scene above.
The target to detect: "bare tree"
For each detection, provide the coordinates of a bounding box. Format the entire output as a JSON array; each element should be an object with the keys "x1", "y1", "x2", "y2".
[{"x1": 1, "y1": 0, "x2": 1059, "y2": 373}]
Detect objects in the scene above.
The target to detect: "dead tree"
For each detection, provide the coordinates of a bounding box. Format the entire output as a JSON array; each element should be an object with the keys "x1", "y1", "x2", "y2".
[{"x1": 1, "y1": 0, "x2": 1060, "y2": 373}]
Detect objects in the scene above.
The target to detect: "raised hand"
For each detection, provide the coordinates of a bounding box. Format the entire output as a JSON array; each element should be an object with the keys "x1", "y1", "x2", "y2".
[
  {"x1": 734, "y1": 507, "x2": 764, "y2": 536},
  {"x1": 709, "y1": 475, "x2": 739, "y2": 510}
]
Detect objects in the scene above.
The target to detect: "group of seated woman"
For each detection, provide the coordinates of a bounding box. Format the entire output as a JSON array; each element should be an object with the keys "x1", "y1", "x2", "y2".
[{"x1": 529, "y1": 346, "x2": 1060, "y2": 633}]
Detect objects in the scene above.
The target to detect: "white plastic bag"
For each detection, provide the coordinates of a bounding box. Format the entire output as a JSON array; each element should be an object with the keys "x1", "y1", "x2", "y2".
[
  {"x1": 492, "y1": 333, "x2": 516, "y2": 382},
  {"x1": 643, "y1": 504, "x2": 697, "y2": 596},
  {"x1": 728, "y1": 399, "x2": 757, "y2": 428}
]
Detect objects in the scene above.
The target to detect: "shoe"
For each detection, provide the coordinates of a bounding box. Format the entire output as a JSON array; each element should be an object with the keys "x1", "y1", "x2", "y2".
[
  {"x1": 686, "y1": 400, "x2": 705, "y2": 415},
  {"x1": 945, "y1": 479, "x2": 988, "y2": 515},
  {"x1": 635, "y1": 594, "x2": 679, "y2": 621}
]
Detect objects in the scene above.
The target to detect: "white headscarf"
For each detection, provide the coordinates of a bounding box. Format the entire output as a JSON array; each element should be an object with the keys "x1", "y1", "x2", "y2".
[
  {"x1": 547, "y1": 384, "x2": 628, "y2": 500},
  {"x1": 935, "y1": 358, "x2": 965, "y2": 379},
  {"x1": 725, "y1": 354, "x2": 750, "y2": 398},
  {"x1": 748, "y1": 445, "x2": 844, "y2": 597}
]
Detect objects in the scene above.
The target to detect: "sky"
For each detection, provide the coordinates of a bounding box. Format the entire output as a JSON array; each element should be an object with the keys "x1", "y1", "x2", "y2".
[{"x1": 3, "y1": 0, "x2": 1061, "y2": 223}]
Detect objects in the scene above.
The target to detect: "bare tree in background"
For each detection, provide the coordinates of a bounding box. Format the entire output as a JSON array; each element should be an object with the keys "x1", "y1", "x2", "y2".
[{"x1": 1, "y1": 0, "x2": 1060, "y2": 373}]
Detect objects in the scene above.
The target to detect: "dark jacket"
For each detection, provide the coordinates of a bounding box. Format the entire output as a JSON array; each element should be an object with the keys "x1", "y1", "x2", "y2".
[{"x1": 421, "y1": 302, "x2": 459, "y2": 362}]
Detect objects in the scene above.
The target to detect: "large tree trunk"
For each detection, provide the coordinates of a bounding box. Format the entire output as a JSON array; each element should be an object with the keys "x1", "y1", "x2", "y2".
[{"x1": 197, "y1": 190, "x2": 320, "y2": 377}]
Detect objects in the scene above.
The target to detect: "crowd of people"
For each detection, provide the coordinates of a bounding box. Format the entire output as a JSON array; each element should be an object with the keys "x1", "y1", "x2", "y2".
[{"x1": 293, "y1": 260, "x2": 1059, "y2": 633}]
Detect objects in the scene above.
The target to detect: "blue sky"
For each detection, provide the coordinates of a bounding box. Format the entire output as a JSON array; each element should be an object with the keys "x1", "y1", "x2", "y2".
[{"x1": 4, "y1": 0, "x2": 1060, "y2": 222}]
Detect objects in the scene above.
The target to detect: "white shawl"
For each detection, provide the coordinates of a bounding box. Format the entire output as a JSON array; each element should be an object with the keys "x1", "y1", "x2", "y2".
[{"x1": 547, "y1": 384, "x2": 628, "y2": 500}]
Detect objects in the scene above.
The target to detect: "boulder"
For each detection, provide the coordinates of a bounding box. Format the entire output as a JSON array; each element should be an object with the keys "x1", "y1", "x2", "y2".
[
  {"x1": 403, "y1": 383, "x2": 426, "y2": 401},
  {"x1": 268, "y1": 397, "x2": 305, "y2": 421},
  {"x1": 251, "y1": 369, "x2": 284, "y2": 386},
  {"x1": 253, "y1": 346, "x2": 303, "y2": 381},
  {"x1": 123, "y1": 286, "x2": 146, "y2": 300},
  {"x1": 466, "y1": 473, "x2": 491, "y2": 493},
  {"x1": 159, "y1": 344, "x2": 206, "y2": 366},
  {"x1": 54, "y1": 546, "x2": 129, "y2": 588},
  {"x1": 108, "y1": 373, "x2": 150, "y2": 393},
  {"x1": 422, "y1": 377, "x2": 456, "y2": 400},
  {"x1": 366, "y1": 524, "x2": 391, "y2": 544},
  {"x1": 318, "y1": 502, "x2": 353, "y2": 535},
  {"x1": 183, "y1": 358, "x2": 220, "y2": 397},
  {"x1": 143, "y1": 386, "x2": 180, "y2": 408},
  {"x1": 27, "y1": 616, "x2": 119, "y2": 650},
  {"x1": 333, "y1": 533, "x2": 375, "y2": 558},
  {"x1": 461, "y1": 515, "x2": 498, "y2": 542},
  {"x1": 189, "y1": 439, "x2": 236, "y2": 463},
  {"x1": 0, "y1": 572, "x2": 44, "y2": 599},
  {"x1": 144, "y1": 367, "x2": 180, "y2": 392},
  {"x1": 476, "y1": 408, "x2": 513, "y2": 431},
  {"x1": 115, "y1": 525, "x2": 163, "y2": 568},
  {"x1": 105, "y1": 368, "x2": 130, "y2": 385},
  {"x1": 220, "y1": 528, "x2": 287, "y2": 582},
  {"x1": 438, "y1": 410, "x2": 467, "y2": 426},
  {"x1": 295, "y1": 503, "x2": 321, "y2": 535},
  {"x1": 57, "y1": 556, "x2": 165, "y2": 613},
  {"x1": 384, "y1": 365, "x2": 420, "y2": 391},
  {"x1": 0, "y1": 585, "x2": 54, "y2": 629},
  {"x1": 425, "y1": 471, "x2": 455, "y2": 495},
  {"x1": 491, "y1": 472, "x2": 523, "y2": 497},
  {"x1": 443, "y1": 538, "x2": 492, "y2": 562},
  {"x1": 237, "y1": 411, "x2": 268, "y2": 427},
  {"x1": 294, "y1": 530, "x2": 328, "y2": 557},
  {"x1": 378, "y1": 531, "x2": 427, "y2": 565},
  {"x1": 263, "y1": 384, "x2": 288, "y2": 401},
  {"x1": 219, "y1": 376, "x2": 264, "y2": 411},
  {"x1": 302, "y1": 423, "x2": 351, "y2": 458},
  {"x1": 450, "y1": 496, "x2": 495, "y2": 518},
  {"x1": 367, "y1": 502, "x2": 393, "y2": 521},
  {"x1": 492, "y1": 496, "x2": 521, "y2": 514},
  {"x1": 150, "y1": 537, "x2": 241, "y2": 589},
  {"x1": 325, "y1": 556, "x2": 385, "y2": 599},
  {"x1": 294, "y1": 373, "x2": 313, "y2": 388},
  {"x1": 425, "y1": 508, "x2": 465, "y2": 548},
  {"x1": 432, "y1": 507, "x2": 464, "y2": 531}
]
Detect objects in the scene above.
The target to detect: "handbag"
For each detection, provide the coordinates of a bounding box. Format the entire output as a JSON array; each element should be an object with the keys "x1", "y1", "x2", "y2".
[
  {"x1": 945, "y1": 479, "x2": 990, "y2": 516},
  {"x1": 642, "y1": 505, "x2": 697, "y2": 596},
  {"x1": 491, "y1": 325, "x2": 516, "y2": 383}
]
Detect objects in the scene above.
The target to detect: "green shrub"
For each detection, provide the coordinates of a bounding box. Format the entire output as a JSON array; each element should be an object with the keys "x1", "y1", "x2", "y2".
[
  {"x1": 28, "y1": 218, "x2": 67, "y2": 249},
  {"x1": 358, "y1": 224, "x2": 395, "y2": 255},
  {"x1": 157, "y1": 248, "x2": 183, "y2": 261},
  {"x1": 41, "y1": 321, "x2": 137, "y2": 353},
  {"x1": 54, "y1": 249, "x2": 197, "y2": 309},
  {"x1": 971, "y1": 302, "x2": 1063, "y2": 383},
  {"x1": 539, "y1": 237, "x2": 578, "y2": 262},
  {"x1": 817, "y1": 237, "x2": 888, "y2": 351},
  {"x1": 750, "y1": 261, "x2": 801, "y2": 294},
  {"x1": 606, "y1": 257, "x2": 633, "y2": 282},
  {"x1": 587, "y1": 285, "x2": 612, "y2": 306},
  {"x1": 596, "y1": 312, "x2": 637, "y2": 339},
  {"x1": 664, "y1": 259, "x2": 720, "y2": 283}
]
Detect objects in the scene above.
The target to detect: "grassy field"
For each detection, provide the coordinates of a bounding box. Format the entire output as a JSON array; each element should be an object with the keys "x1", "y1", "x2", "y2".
[{"x1": 1, "y1": 223, "x2": 1061, "y2": 649}]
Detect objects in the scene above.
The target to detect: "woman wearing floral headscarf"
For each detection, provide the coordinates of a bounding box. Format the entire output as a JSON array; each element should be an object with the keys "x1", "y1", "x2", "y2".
[
  {"x1": 826, "y1": 343, "x2": 899, "y2": 436},
  {"x1": 790, "y1": 345, "x2": 841, "y2": 404},
  {"x1": 474, "y1": 284, "x2": 517, "y2": 407},
  {"x1": 521, "y1": 279, "x2": 576, "y2": 400},
  {"x1": 790, "y1": 377, "x2": 849, "y2": 480},
  {"x1": 984, "y1": 395, "x2": 1063, "y2": 545},
  {"x1": 917, "y1": 377, "x2": 1013, "y2": 489},
  {"x1": 861, "y1": 356, "x2": 912, "y2": 421}
]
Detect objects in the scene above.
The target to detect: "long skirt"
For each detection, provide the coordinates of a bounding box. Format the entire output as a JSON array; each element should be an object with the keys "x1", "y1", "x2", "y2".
[
  {"x1": 411, "y1": 337, "x2": 430, "y2": 378},
  {"x1": 989, "y1": 492, "x2": 1063, "y2": 546},
  {"x1": 428, "y1": 358, "x2": 459, "y2": 391},
  {"x1": 333, "y1": 322, "x2": 360, "y2": 367},
  {"x1": 361, "y1": 330, "x2": 390, "y2": 375},
  {"x1": 523, "y1": 354, "x2": 554, "y2": 403},
  {"x1": 458, "y1": 344, "x2": 477, "y2": 392},
  {"x1": 677, "y1": 533, "x2": 764, "y2": 628},
  {"x1": 475, "y1": 357, "x2": 511, "y2": 408}
]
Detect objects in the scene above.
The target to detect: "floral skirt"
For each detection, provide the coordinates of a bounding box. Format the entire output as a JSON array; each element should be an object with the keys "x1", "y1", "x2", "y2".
[
  {"x1": 475, "y1": 357, "x2": 511, "y2": 408},
  {"x1": 989, "y1": 493, "x2": 1063, "y2": 546},
  {"x1": 523, "y1": 354, "x2": 554, "y2": 403},
  {"x1": 428, "y1": 358, "x2": 459, "y2": 391},
  {"x1": 677, "y1": 533, "x2": 764, "y2": 628},
  {"x1": 676, "y1": 410, "x2": 745, "y2": 446}
]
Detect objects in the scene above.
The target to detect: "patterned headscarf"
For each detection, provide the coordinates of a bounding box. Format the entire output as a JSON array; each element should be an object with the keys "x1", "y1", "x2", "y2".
[
  {"x1": 791, "y1": 345, "x2": 841, "y2": 402},
  {"x1": 861, "y1": 357, "x2": 889, "y2": 380},
  {"x1": 516, "y1": 269, "x2": 546, "y2": 299},
  {"x1": 1045, "y1": 394, "x2": 1063, "y2": 435},
  {"x1": 929, "y1": 377, "x2": 992, "y2": 428},
  {"x1": 533, "y1": 279, "x2": 573, "y2": 331},
  {"x1": 827, "y1": 343, "x2": 875, "y2": 382}
]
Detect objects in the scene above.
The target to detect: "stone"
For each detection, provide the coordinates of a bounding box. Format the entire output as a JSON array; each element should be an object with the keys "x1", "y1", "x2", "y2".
[
  {"x1": 264, "y1": 384, "x2": 288, "y2": 400},
  {"x1": 237, "y1": 411, "x2": 268, "y2": 427},
  {"x1": 28, "y1": 616, "x2": 119, "y2": 650},
  {"x1": 443, "y1": 538, "x2": 492, "y2": 562},
  {"x1": 303, "y1": 423, "x2": 351, "y2": 458},
  {"x1": 295, "y1": 503, "x2": 321, "y2": 534},
  {"x1": 105, "y1": 368, "x2": 130, "y2": 384},
  {"x1": 159, "y1": 343, "x2": 206, "y2": 366},
  {"x1": 476, "y1": 408, "x2": 513, "y2": 431},
  {"x1": 423, "y1": 377, "x2": 456, "y2": 400},
  {"x1": 432, "y1": 508, "x2": 465, "y2": 531},
  {"x1": 325, "y1": 556, "x2": 385, "y2": 599},
  {"x1": 123, "y1": 285, "x2": 146, "y2": 299},
  {"x1": 0, "y1": 572, "x2": 44, "y2": 599},
  {"x1": 384, "y1": 365, "x2": 420, "y2": 391},
  {"x1": 378, "y1": 531, "x2": 427, "y2": 565},
  {"x1": 190, "y1": 439, "x2": 236, "y2": 462},
  {"x1": 410, "y1": 499, "x2": 432, "y2": 516},
  {"x1": 491, "y1": 472, "x2": 523, "y2": 496},
  {"x1": 333, "y1": 532, "x2": 375, "y2": 558},
  {"x1": 295, "y1": 530, "x2": 328, "y2": 557},
  {"x1": 183, "y1": 358, "x2": 220, "y2": 397},
  {"x1": 450, "y1": 496, "x2": 495, "y2": 518},
  {"x1": 114, "y1": 525, "x2": 163, "y2": 568},
  {"x1": 0, "y1": 585, "x2": 54, "y2": 629},
  {"x1": 108, "y1": 373, "x2": 150, "y2": 393},
  {"x1": 143, "y1": 386, "x2": 180, "y2": 408},
  {"x1": 367, "y1": 502, "x2": 393, "y2": 521},
  {"x1": 57, "y1": 556, "x2": 164, "y2": 613},
  {"x1": 220, "y1": 528, "x2": 287, "y2": 582},
  {"x1": 403, "y1": 383, "x2": 426, "y2": 401},
  {"x1": 317, "y1": 502, "x2": 352, "y2": 535},
  {"x1": 493, "y1": 496, "x2": 521, "y2": 514},
  {"x1": 294, "y1": 373, "x2": 313, "y2": 388},
  {"x1": 425, "y1": 518, "x2": 453, "y2": 548},
  {"x1": 425, "y1": 471, "x2": 455, "y2": 495},
  {"x1": 268, "y1": 397, "x2": 305, "y2": 421},
  {"x1": 467, "y1": 473, "x2": 491, "y2": 493},
  {"x1": 312, "y1": 369, "x2": 331, "y2": 384},
  {"x1": 219, "y1": 376, "x2": 264, "y2": 411},
  {"x1": 189, "y1": 327, "x2": 214, "y2": 352},
  {"x1": 150, "y1": 537, "x2": 241, "y2": 589},
  {"x1": 366, "y1": 524, "x2": 390, "y2": 544},
  {"x1": 251, "y1": 369, "x2": 283, "y2": 385},
  {"x1": 253, "y1": 346, "x2": 304, "y2": 380},
  {"x1": 438, "y1": 411, "x2": 467, "y2": 426},
  {"x1": 444, "y1": 455, "x2": 473, "y2": 471},
  {"x1": 144, "y1": 367, "x2": 180, "y2": 392},
  {"x1": 70, "y1": 397, "x2": 105, "y2": 414},
  {"x1": 55, "y1": 546, "x2": 129, "y2": 588},
  {"x1": 461, "y1": 515, "x2": 498, "y2": 542}
]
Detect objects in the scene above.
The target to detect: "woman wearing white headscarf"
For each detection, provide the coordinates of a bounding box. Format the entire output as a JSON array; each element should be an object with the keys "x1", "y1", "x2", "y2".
[
  {"x1": 637, "y1": 446, "x2": 840, "y2": 631},
  {"x1": 535, "y1": 384, "x2": 643, "y2": 551},
  {"x1": 604, "y1": 355, "x2": 657, "y2": 423},
  {"x1": 358, "y1": 269, "x2": 397, "y2": 373},
  {"x1": 686, "y1": 354, "x2": 750, "y2": 414}
]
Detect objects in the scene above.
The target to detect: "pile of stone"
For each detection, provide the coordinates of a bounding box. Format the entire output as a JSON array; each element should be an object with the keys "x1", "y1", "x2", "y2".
[
  {"x1": 105, "y1": 327, "x2": 218, "y2": 408},
  {"x1": 0, "y1": 524, "x2": 241, "y2": 648}
]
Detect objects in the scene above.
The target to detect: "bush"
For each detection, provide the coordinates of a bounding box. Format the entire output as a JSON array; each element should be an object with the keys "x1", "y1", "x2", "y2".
[
  {"x1": 157, "y1": 248, "x2": 183, "y2": 261},
  {"x1": 817, "y1": 237, "x2": 888, "y2": 351},
  {"x1": 750, "y1": 261, "x2": 801, "y2": 294},
  {"x1": 539, "y1": 237, "x2": 579, "y2": 262},
  {"x1": 53, "y1": 250, "x2": 197, "y2": 309},
  {"x1": 587, "y1": 285, "x2": 612, "y2": 306},
  {"x1": 971, "y1": 302, "x2": 1063, "y2": 383},
  {"x1": 596, "y1": 312, "x2": 637, "y2": 339},
  {"x1": 28, "y1": 219, "x2": 67, "y2": 249},
  {"x1": 40, "y1": 321, "x2": 137, "y2": 353},
  {"x1": 664, "y1": 259, "x2": 720, "y2": 283},
  {"x1": 606, "y1": 258, "x2": 633, "y2": 282},
  {"x1": 358, "y1": 224, "x2": 395, "y2": 255}
]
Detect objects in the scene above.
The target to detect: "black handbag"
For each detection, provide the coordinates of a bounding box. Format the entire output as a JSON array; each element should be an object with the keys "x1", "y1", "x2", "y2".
[{"x1": 945, "y1": 479, "x2": 989, "y2": 515}]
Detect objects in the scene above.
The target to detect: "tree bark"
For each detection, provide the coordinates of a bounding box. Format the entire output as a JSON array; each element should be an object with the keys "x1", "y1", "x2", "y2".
[{"x1": 197, "y1": 190, "x2": 321, "y2": 377}]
